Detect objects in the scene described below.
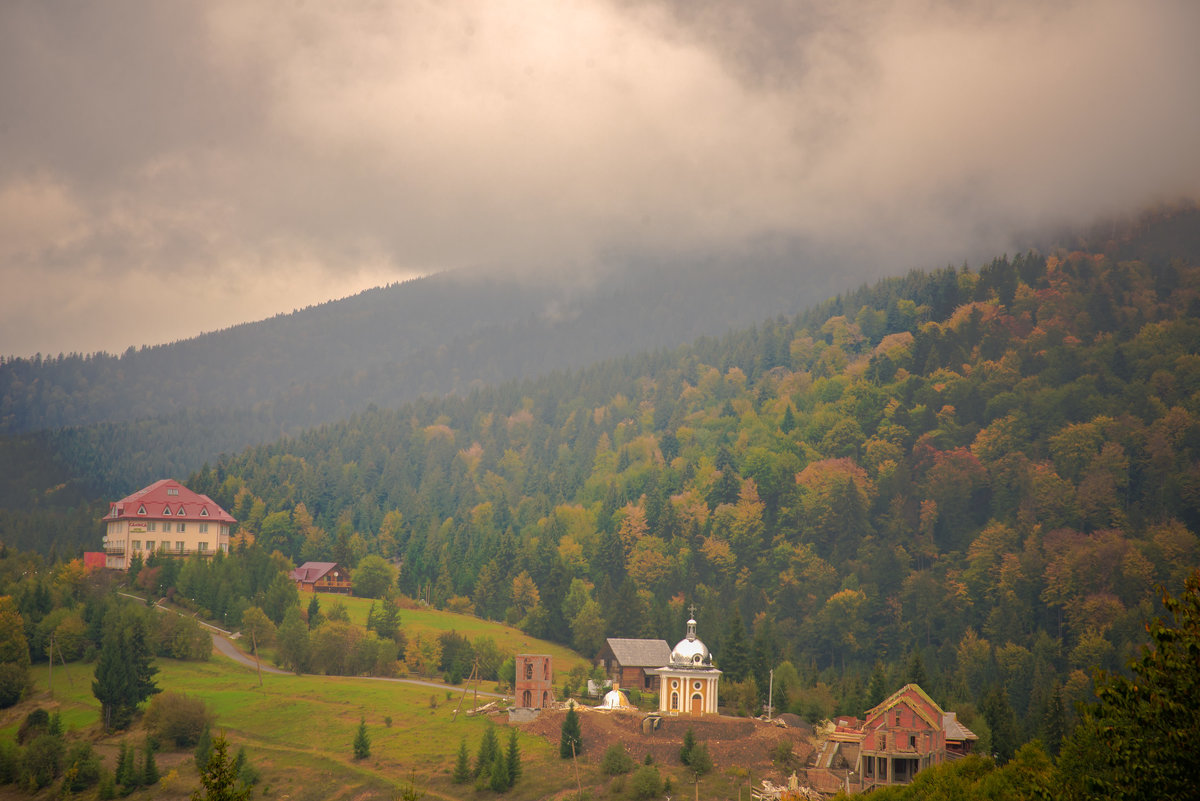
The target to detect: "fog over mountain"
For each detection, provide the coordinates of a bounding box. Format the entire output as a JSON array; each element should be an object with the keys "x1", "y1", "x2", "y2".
[{"x1": 2, "y1": 0, "x2": 1198, "y2": 358}]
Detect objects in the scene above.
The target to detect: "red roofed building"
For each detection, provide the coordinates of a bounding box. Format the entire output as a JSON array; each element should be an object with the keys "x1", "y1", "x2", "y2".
[{"x1": 102, "y1": 479, "x2": 235, "y2": 569}]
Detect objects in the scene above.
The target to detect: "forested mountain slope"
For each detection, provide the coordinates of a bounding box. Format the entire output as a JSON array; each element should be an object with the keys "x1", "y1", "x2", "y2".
[
  {"x1": 0, "y1": 246, "x2": 846, "y2": 437},
  {"x1": 175, "y1": 205, "x2": 1200, "y2": 744}
]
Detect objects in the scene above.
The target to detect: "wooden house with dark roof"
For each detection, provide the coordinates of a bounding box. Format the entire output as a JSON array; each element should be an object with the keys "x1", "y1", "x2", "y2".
[
  {"x1": 290, "y1": 561, "x2": 353, "y2": 594},
  {"x1": 597, "y1": 637, "x2": 672, "y2": 692}
]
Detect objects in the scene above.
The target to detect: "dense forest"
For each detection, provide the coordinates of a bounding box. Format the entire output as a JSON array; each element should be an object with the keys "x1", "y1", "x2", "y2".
[
  {"x1": 3, "y1": 205, "x2": 1200, "y2": 768},
  {"x1": 131, "y1": 205, "x2": 1197, "y2": 755}
]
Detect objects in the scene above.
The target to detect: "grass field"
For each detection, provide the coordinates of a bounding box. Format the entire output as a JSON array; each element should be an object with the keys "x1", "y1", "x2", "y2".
[
  {"x1": 296, "y1": 594, "x2": 589, "y2": 684},
  {"x1": 4, "y1": 600, "x2": 597, "y2": 801},
  {"x1": 22, "y1": 651, "x2": 573, "y2": 801}
]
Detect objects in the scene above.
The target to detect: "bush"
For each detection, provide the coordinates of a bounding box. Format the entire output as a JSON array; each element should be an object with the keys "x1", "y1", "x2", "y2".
[
  {"x1": 0, "y1": 663, "x2": 28, "y2": 709},
  {"x1": 17, "y1": 708, "x2": 49, "y2": 744},
  {"x1": 21, "y1": 733, "x2": 64, "y2": 790},
  {"x1": 145, "y1": 691, "x2": 214, "y2": 748},
  {"x1": 61, "y1": 741, "x2": 103, "y2": 791},
  {"x1": 601, "y1": 744, "x2": 634, "y2": 776},
  {"x1": 630, "y1": 765, "x2": 662, "y2": 800},
  {"x1": 0, "y1": 738, "x2": 19, "y2": 784}
]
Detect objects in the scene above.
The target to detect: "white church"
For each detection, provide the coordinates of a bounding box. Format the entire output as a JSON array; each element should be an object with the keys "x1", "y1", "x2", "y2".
[{"x1": 654, "y1": 613, "x2": 722, "y2": 715}]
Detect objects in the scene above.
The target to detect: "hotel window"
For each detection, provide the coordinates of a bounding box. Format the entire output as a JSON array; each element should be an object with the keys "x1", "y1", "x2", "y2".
[
  {"x1": 137, "y1": 505, "x2": 147, "y2": 515},
  {"x1": 200, "y1": 507, "x2": 209, "y2": 516},
  {"x1": 146, "y1": 540, "x2": 154, "y2": 551},
  {"x1": 163, "y1": 506, "x2": 171, "y2": 516},
  {"x1": 178, "y1": 506, "x2": 186, "y2": 516},
  {"x1": 199, "y1": 523, "x2": 208, "y2": 534},
  {"x1": 132, "y1": 540, "x2": 141, "y2": 550},
  {"x1": 167, "y1": 488, "x2": 179, "y2": 496},
  {"x1": 176, "y1": 541, "x2": 185, "y2": 552},
  {"x1": 198, "y1": 542, "x2": 208, "y2": 553},
  {"x1": 177, "y1": 523, "x2": 186, "y2": 533},
  {"x1": 147, "y1": 521, "x2": 156, "y2": 532}
]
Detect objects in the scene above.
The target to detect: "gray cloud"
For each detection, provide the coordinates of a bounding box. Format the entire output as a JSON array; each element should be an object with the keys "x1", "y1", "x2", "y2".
[{"x1": 2, "y1": 0, "x2": 1197, "y2": 357}]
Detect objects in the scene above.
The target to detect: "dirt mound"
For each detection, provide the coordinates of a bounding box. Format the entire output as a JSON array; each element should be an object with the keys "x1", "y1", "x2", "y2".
[{"x1": 514, "y1": 706, "x2": 814, "y2": 782}]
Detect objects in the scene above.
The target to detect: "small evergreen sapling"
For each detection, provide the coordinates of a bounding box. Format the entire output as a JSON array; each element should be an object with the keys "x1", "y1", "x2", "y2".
[
  {"x1": 353, "y1": 717, "x2": 371, "y2": 760},
  {"x1": 559, "y1": 705, "x2": 582, "y2": 758},
  {"x1": 452, "y1": 737, "x2": 471, "y2": 784},
  {"x1": 504, "y1": 728, "x2": 521, "y2": 787}
]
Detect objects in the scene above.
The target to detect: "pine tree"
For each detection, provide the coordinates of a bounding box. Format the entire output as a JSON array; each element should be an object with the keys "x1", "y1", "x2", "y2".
[
  {"x1": 143, "y1": 736, "x2": 160, "y2": 785},
  {"x1": 680, "y1": 728, "x2": 696, "y2": 766},
  {"x1": 1041, "y1": 683, "x2": 1066, "y2": 757},
  {"x1": 475, "y1": 725, "x2": 498, "y2": 777},
  {"x1": 192, "y1": 734, "x2": 251, "y2": 801},
  {"x1": 306, "y1": 595, "x2": 321, "y2": 629},
  {"x1": 906, "y1": 651, "x2": 928, "y2": 687},
  {"x1": 866, "y1": 662, "x2": 889, "y2": 708},
  {"x1": 195, "y1": 724, "x2": 213, "y2": 771},
  {"x1": 719, "y1": 616, "x2": 750, "y2": 682},
  {"x1": 489, "y1": 749, "x2": 510, "y2": 792},
  {"x1": 505, "y1": 728, "x2": 521, "y2": 788},
  {"x1": 114, "y1": 741, "x2": 135, "y2": 788},
  {"x1": 92, "y1": 610, "x2": 159, "y2": 731},
  {"x1": 452, "y1": 737, "x2": 471, "y2": 784},
  {"x1": 353, "y1": 717, "x2": 370, "y2": 760},
  {"x1": 559, "y1": 705, "x2": 582, "y2": 759}
]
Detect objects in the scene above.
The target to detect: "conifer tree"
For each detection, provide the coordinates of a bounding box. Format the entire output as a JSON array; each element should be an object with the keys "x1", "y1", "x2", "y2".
[
  {"x1": 452, "y1": 737, "x2": 471, "y2": 784},
  {"x1": 475, "y1": 725, "x2": 498, "y2": 777},
  {"x1": 559, "y1": 705, "x2": 582, "y2": 759},
  {"x1": 194, "y1": 724, "x2": 213, "y2": 770},
  {"x1": 489, "y1": 750, "x2": 509, "y2": 792},
  {"x1": 505, "y1": 727, "x2": 521, "y2": 787},
  {"x1": 353, "y1": 717, "x2": 370, "y2": 760},
  {"x1": 143, "y1": 736, "x2": 160, "y2": 785},
  {"x1": 680, "y1": 728, "x2": 696, "y2": 766},
  {"x1": 114, "y1": 741, "x2": 135, "y2": 788},
  {"x1": 192, "y1": 734, "x2": 251, "y2": 801},
  {"x1": 1041, "y1": 683, "x2": 1066, "y2": 757}
]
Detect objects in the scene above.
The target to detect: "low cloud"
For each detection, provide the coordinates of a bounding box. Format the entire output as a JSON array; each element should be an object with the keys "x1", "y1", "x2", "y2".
[{"x1": 2, "y1": 0, "x2": 1197, "y2": 356}]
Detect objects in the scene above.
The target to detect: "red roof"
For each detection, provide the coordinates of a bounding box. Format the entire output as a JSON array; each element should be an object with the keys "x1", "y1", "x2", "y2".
[
  {"x1": 290, "y1": 562, "x2": 345, "y2": 583},
  {"x1": 106, "y1": 479, "x2": 236, "y2": 525}
]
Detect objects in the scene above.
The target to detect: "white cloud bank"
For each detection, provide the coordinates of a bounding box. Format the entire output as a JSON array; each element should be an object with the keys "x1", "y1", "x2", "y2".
[{"x1": 1, "y1": 0, "x2": 1197, "y2": 357}]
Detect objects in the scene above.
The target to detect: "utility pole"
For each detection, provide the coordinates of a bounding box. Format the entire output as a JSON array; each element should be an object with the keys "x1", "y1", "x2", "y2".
[{"x1": 767, "y1": 668, "x2": 774, "y2": 720}]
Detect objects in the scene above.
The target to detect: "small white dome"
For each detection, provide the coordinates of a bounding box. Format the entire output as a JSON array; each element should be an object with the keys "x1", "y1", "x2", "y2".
[{"x1": 670, "y1": 617, "x2": 711, "y2": 666}]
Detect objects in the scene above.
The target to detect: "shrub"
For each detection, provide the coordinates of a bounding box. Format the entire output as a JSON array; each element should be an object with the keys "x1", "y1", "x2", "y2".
[
  {"x1": 61, "y1": 741, "x2": 103, "y2": 791},
  {"x1": 630, "y1": 765, "x2": 662, "y2": 800},
  {"x1": 145, "y1": 691, "x2": 214, "y2": 748},
  {"x1": 17, "y1": 708, "x2": 49, "y2": 744},
  {"x1": 21, "y1": 733, "x2": 64, "y2": 790},
  {"x1": 0, "y1": 663, "x2": 28, "y2": 709},
  {"x1": 601, "y1": 744, "x2": 634, "y2": 776},
  {"x1": 771, "y1": 740, "x2": 795, "y2": 769},
  {"x1": 0, "y1": 738, "x2": 19, "y2": 784}
]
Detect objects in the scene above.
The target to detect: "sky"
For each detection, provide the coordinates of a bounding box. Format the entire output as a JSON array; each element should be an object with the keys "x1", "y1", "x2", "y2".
[{"x1": 2, "y1": 0, "x2": 1198, "y2": 359}]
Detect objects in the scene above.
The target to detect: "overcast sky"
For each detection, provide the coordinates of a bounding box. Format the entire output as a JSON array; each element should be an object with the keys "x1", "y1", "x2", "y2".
[{"x1": 2, "y1": 0, "x2": 1198, "y2": 358}]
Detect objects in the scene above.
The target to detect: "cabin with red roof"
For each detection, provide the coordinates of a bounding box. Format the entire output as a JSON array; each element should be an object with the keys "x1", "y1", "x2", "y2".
[
  {"x1": 102, "y1": 479, "x2": 235, "y2": 570},
  {"x1": 290, "y1": 561, "x2": 352, "y2": 594}
]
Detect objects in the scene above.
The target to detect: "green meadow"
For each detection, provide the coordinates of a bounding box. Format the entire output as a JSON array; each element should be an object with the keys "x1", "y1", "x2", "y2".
[
  {"x1": 308, "y1": 594, "x2": 588, "y2": 683},
  {"x1": 10, "y1": 602, "x2": 593, "y2": 801}
]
